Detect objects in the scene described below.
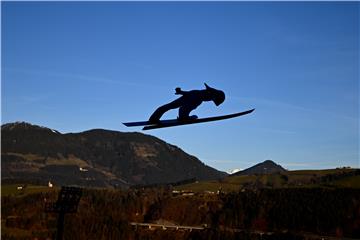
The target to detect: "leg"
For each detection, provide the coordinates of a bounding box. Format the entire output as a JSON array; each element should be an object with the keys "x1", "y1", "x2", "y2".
[
  {"x1": 178, "y1": 105, "x2": 197, "y2": 120},
  {"x1": 149, "y1": 98, "x2": 182, "y2": 123}
]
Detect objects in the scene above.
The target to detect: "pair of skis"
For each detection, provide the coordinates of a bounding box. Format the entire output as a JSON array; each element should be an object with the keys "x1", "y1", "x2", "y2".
[{"x1": 123, "y1": 109, "x2": 255, "y2": 130}]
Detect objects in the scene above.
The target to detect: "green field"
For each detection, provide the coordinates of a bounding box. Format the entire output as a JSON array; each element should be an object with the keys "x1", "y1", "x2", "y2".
[
  {"x1": 1, "y1": 184, "x2": 57, "y2": 197},
  {"x1": 332, "y1": 175, "x2": 360, "y2": 188},
  {"x1": 1, "y1": 169, "x2": 358, "y2": 196},
  {"x1": 175, "y1": 169, "x2": 360, "y2": 192}
]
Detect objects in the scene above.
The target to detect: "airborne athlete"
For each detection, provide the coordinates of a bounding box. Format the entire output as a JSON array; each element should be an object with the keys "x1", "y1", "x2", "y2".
[
  {"x1": 149, "y1": 83, "x2": 225, "y2": 123},
  {"x1": 123, "y1": 83, "x2": 254, "y2": 130}
]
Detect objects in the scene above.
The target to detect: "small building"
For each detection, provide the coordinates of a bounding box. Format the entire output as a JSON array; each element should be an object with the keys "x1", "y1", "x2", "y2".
[{"x1": 181, "y1": 190, "x2": 194, "y2": 196}]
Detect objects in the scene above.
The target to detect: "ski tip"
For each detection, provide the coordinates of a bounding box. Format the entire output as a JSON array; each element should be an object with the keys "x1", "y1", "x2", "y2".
[{"x1": 123, "y1": 121, "x2": 151, "y2": 127}]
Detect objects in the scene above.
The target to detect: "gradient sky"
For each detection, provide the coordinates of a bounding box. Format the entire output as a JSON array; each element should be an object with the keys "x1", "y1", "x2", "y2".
[{"x1": 2, "y1": 2, "x2": 359, "y2": 172}]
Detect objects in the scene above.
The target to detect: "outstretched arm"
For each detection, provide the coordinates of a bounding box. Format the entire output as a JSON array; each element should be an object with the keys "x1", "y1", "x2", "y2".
[{"x1": 175, "y1": 87, "x2": 188, "y2": 95}]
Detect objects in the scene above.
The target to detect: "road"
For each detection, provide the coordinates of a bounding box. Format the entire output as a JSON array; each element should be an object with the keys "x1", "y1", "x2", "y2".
[{"x1": 130, "y1": 222, "x2": 204, "y2": 231}]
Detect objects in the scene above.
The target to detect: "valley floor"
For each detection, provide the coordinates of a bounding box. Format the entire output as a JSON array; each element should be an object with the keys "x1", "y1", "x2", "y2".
[{"x1": 1, "y1": 184, "x2": 360, "y2": 240}]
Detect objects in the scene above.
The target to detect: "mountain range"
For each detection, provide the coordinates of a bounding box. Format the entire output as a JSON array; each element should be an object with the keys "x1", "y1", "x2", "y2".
[{"x1": 1, "y1": 122, "x2": 226, "y2": 187}]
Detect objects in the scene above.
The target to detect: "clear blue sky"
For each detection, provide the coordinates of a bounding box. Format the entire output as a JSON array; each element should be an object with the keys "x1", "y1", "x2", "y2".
[{"x1": 2, "y1": 2, "x2": 359, "y2": 172}]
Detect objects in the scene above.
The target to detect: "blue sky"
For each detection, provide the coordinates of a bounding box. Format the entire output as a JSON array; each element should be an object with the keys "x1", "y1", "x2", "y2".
[{"x1": 2, "y1": 2, "x2": 359, "y2": 172}]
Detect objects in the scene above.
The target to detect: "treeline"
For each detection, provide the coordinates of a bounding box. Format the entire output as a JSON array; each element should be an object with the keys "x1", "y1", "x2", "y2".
[
  {"x1": 141, "y1": 188, "x2": 360, "y2": 238},
  {"x1": 217, "y1": 188, "x2": 360, "y2": 237},
  {"x1": 2, "y1": 188, "x2": 170, "y2": 239},
  {"x1": 319, "y1": 169, "x2": 360, "y2": 184},
  {"x1": 2, "y1": 188, "x2": 360, "y2": 239}
]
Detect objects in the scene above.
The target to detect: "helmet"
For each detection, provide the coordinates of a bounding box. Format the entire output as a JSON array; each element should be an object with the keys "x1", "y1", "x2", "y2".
[{"x1": 204, "y1": 83, "x2": 225, "y2": 106}]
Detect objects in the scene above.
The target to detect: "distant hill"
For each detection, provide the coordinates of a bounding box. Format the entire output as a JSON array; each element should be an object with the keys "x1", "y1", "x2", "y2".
[
  {"x1": 233, "y1": 160, "x2": 286, "y2": 176},
  {"x1": 1, "y1": 122, "x2": 226, "y2": 187}
]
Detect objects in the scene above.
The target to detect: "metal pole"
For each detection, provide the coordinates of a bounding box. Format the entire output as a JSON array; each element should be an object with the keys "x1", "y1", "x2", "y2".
[{"x1": 56, "y1": 211, "x2": 65, "y2": 240}]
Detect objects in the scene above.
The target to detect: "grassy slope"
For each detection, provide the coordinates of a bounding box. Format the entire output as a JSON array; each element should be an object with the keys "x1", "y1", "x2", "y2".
[
  {"x1": 1, "y1": 184, "x2": 58, "y2": 197},
  {"x1": 175, "y1": 168, "x2": 359, "y2": 192},
  {"x1": 333, "y1": 175, "x2": 360, "y2": 188},
  {"x1": 2, "y1": 169, "x2": 358, "y2": 195}
]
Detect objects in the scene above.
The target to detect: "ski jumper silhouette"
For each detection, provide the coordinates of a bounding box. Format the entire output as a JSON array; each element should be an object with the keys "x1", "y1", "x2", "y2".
[{"x1": 149, "y1": 83, "x2": 225, "y2": 123}]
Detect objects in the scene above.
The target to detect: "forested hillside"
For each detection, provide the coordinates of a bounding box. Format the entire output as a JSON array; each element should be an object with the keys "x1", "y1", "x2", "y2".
[{"x1": 2, "y1": 187, "x2": 360, "y2": 239}]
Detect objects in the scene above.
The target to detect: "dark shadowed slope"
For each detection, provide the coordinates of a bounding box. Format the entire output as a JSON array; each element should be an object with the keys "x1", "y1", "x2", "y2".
[
  {"x1": 1, "y1": 122, "x2": 226, "y2": 187},
  {"x1": 233, "y1": 160, "x2": 286, "y2": 176}
]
